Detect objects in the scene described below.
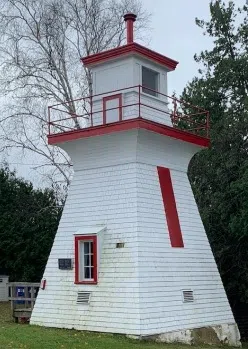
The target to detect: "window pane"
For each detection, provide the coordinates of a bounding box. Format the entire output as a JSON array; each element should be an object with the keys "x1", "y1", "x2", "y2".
[
  {"x1": 84, "y1": 267, "x2": 90, "y2": 279},
  {"x1": 84, "y1": 254, "x2": 90, "y2": 267},
  {"x1": 90, "y1": 241, "x2": 93, "y2": 255},
  {"x1": 142, "y1": 66, "x2": 158, "y2": 97},
  {"x1": 79, "y1": 242, "x2": 84, "y2": 281},
  {"x1": 89, "y1": 267, "x2": 92, "y2": 279},
  {"x1": 84, "y1": 242, "x2": 90, "y2": 254},
  {"x1": 91, "y1": 254, "x2": 94, "y2": 267}
]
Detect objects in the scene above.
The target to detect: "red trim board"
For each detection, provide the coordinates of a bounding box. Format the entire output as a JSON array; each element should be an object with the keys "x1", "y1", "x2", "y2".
[
  {"x1": 75, "y1": 235, "x2": 98, "y2": 284},
  {"x1": 157, "y1": 166, "x2": 184, "y2": 248},
  {"x1": 81, "y1": 43, "x2": 178, "y2": 71},
  {"x1": 48, "y1": 118, "x2": 210, "y2": 148}
]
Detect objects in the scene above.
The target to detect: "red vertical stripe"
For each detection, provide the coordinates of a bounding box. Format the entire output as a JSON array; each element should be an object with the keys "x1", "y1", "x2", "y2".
[{"x1": 157, "y1": 166, "x2": 184, "y2": 248}]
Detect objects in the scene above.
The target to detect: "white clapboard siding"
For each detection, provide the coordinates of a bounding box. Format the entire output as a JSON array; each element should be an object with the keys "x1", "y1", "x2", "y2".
[
  {"x1": 31, "y1": 129, "x2": 236, "y2": 337},
  {"x1": 31, "y1": 158, "x2": 141, "y2": 334},
  {"x1": 136, "y1": 130, "x2": 234, "y2": 335}
]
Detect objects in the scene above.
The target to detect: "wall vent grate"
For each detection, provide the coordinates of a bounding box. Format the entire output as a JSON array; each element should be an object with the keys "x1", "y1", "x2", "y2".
[
  {"x1": 77, "y1": 292, "x2": 91, "y2": 304},
  {"x1": 182, "y1": 290, "x2": 194, "y2": 303}
]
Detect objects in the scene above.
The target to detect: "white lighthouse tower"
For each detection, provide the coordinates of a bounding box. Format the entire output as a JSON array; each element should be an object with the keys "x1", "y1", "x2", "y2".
[{"x1": 31, "y1": 14, "x2": 240, "y2": 346}]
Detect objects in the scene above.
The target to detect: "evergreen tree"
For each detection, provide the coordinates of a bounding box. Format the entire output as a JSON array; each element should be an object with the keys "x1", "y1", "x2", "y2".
[
  {"x1": 183, "y1": 1, "x2": 248, "y2": 304},
  {"x1": 0, "y1": 166, "x2": 62, "y2": 281}
]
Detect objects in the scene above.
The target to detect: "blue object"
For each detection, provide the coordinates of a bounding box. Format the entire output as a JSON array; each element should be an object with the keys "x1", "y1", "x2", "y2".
[
  {"x1": 15, "y1": 287, "x2": 32, "y2": 305},
  {"x1": 16, "y1": 287, "x2": 25, "y2": 304}
]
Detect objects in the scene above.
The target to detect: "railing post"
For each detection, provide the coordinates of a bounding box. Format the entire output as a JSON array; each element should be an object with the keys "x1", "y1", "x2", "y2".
[
  {"x1": 24, "y1": 285, "x2": 28, "y2": 308},
  {"x1": 30, "y1": 286, "x2": 35, "y2": 310},
  {"x1": 10, "y1": 285, "x2": 14, "y2": 320},
  {"x1": 138, "y1": 85, "x2": 141, "y2": 118},
  {"x1": 90, "y1": 95, "x2": 93, "y2": 127},
  {"x1": 172, "y1": 96, "x2": 177, "y2": 126},
  {"x1": 48, "y1": 107, "x2": 51, "y2": 135}
]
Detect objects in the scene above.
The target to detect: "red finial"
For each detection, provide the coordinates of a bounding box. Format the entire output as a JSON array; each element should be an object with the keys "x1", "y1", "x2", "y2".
[{"x1": 124, "y1": 13, "x2": 137, "y2": 44}]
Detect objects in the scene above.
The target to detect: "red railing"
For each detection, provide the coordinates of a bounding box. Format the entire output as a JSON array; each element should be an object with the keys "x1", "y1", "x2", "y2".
[{"x1": 48, "y1": 85, "x2": 209, "y2": 138}]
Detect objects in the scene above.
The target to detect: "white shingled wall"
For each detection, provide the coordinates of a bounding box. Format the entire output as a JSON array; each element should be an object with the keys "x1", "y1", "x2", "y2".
[
  {"x1": 32, "y1": 131, "x2": 141, "y2": 333},
  {"x1": 136, "y1": 130, "x2": 235, "y2": 335},
  {"x1": 137, "y1": 165, "x2": 234, "y2": 335},
  {"x1": 31, "y1": 162, "x2": 141, "y2": 333},
  {"x1": 31, "y1": 129, "x2": 236, "y2": 335}
]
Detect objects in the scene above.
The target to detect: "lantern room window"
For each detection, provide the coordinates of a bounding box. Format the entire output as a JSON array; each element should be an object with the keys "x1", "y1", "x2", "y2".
[
  {"x1": 142, "y1": 66, "x2": 159, "y2": 97},
  {"x1": 75, "y1": 235, "x2": 97, "y2": 284}
]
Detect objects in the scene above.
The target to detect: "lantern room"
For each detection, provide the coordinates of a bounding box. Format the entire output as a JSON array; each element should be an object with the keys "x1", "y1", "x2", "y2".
[
  {"x1": 47, "y1": 14, "x2": 209, "y2": 146},
  {"x1": 82, "y1": 13, "x2": 177, "y2": 128}
]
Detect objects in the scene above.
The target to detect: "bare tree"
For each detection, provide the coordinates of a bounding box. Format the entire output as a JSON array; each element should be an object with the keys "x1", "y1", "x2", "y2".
[{"x1": 0, "y1": 0, "x2": 150, "y2": 191}]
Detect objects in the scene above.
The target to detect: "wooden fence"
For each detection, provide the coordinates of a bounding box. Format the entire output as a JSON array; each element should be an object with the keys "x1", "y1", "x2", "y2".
[{"x1": 8, "y1": 282, "x2": 40, "y2": 323}]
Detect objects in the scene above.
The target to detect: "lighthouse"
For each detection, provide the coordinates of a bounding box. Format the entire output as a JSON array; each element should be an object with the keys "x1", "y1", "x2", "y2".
[{"x1": 31, "y1": 14, "x2": 240, "y2": 346}]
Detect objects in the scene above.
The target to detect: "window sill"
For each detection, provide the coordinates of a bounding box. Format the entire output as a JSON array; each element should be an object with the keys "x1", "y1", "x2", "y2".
[
  {"x1": 141, "y1": 91, "x2": 168, "y2": 104},
  {"x1": 75, "y1": 280, "x2": 98, "y2": 285},
  {"x1": 124, "y1": 89, "x2": 169, "y2": 105}
]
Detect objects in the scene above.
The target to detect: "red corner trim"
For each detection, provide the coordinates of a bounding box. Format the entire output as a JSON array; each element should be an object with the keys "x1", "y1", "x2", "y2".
[
  {"x1": 103, "y1": 94, "x2": 122, "y2": 124},
  {"x1": 157, "y1": 167, "x2": 184, "y2": 248},
  {"x1": 48, "y1": 118, "x2": 210, "y2": 148},
  {"x1": 75, "y1": 235, "x2": 98, "y2": 285},
  {"x1": 81, "y1": 43, "x2": 178, "y2": 71}
]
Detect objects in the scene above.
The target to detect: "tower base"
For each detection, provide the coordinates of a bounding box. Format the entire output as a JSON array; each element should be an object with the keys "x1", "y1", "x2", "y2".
[
  {"x1": 33, "y1": 129, "x2": 240, "y2": 344},
  {"x1": 128, "y1": 323, "x2": 241, "y2": 347}
]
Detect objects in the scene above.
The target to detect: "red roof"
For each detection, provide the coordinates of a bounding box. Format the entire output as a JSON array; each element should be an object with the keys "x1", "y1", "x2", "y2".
[{"x1": 81, "y1": 42, "x2": 178, "y2": 71}]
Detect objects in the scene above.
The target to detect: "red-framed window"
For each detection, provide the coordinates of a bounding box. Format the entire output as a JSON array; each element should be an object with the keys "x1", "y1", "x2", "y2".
[
  {"x1": 75, "y1": 235, "x2": 98, "y2": 284},
  {"x1": 103, "y1": 93, "x2": 122, "y2": 124}
]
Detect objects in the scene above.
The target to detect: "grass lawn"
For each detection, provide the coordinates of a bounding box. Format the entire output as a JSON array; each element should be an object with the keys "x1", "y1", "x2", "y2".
[{"x1": 0, "y1": 302, "x2": 245, "y2": 349}]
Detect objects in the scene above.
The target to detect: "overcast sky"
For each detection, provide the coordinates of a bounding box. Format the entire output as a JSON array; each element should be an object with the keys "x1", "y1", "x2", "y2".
[
  {"x1": 2, "y1": 0, "x2": 246, "y2": 185},
  {"x1": 142, "y1": 0, "x2": 245, "y2": 95}
]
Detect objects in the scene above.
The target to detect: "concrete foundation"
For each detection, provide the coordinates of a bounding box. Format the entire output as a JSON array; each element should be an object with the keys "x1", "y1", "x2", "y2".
[
  {"x1": 127, "y1": 323, "x2": 241, "y2": 347},
  {"x1": 152, "y1": 323, "x2": 241, "y2": 347}
]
